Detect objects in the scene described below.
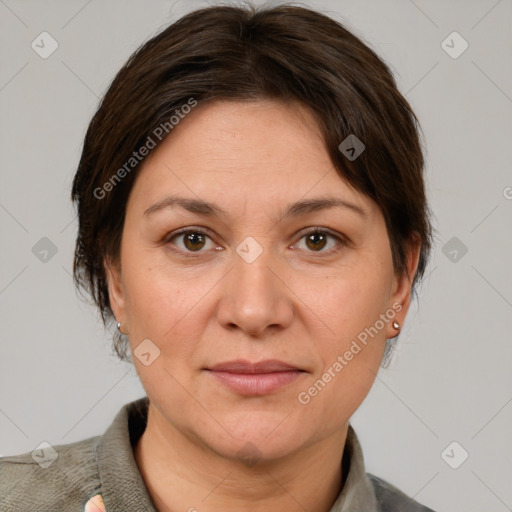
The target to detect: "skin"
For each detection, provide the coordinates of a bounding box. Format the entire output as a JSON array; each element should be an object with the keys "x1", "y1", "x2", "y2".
[{"x1": 105, "y1": 99, "x2": 420, "y2": 512}]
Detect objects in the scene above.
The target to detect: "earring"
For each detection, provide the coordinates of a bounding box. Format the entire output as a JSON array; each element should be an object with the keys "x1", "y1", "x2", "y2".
[
  {"x1": 392, "y1": 321, "x2": 400, "y2": 330},
  {"x1": 117, "y1": 322, "x2": 128, "y2": 335}
]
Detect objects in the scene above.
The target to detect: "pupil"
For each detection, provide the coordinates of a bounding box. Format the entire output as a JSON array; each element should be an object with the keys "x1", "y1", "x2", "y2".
[
  {"x1": 307, "y1": 233, "x2": 326, "y2": 251},
  {"x1": 185, "y1": 232, "x2": 205, "y2": 251}
]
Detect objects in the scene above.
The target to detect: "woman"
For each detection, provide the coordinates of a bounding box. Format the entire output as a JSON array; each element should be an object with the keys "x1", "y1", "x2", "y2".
[{"x1": 1, "y1": 3, "x2": 435, "y2": 511}]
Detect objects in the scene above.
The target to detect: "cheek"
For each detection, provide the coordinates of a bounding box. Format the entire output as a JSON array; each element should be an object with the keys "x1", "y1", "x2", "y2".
[
  {"x1": 297, "y1": 264, "x2": 390, "y2": 408},
  {"x1": 296, "y1": 276, "x2": 389, "y2": 426},
  {"x1": 303, "y1": 264, "x2": 391, "y2": 342},
  {"x1": 121, "y1": 250, "x2": 216, "y2": 352}
]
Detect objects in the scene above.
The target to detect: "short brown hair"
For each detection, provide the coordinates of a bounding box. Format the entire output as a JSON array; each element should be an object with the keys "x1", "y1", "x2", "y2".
[{"x1": 71, "y1": 2, "x2": 433, "y2": 361}]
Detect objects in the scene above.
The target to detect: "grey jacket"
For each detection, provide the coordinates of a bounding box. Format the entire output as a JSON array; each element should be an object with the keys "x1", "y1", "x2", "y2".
[{"x1": 0, "y1": 397, "x2": 436, "y2": 511}]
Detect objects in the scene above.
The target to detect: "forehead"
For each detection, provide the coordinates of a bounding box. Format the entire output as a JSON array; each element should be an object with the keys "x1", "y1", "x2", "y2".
[
  {"x1": 128, "y1": 99, "x2": 375, "y2": 220},
  {"x1": 146, "y1": 99, "x2": 327, "y2": 172}
]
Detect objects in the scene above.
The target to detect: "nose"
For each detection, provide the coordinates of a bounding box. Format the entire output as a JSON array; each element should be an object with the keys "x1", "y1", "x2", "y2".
[{"x1": 216, "y1": 244, "x2": 294, "y2": 337}]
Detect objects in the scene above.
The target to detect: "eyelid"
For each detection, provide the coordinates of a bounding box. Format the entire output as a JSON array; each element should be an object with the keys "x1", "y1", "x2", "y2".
[
  {"x1": 166, "y1": 226, "x2": 212, "y2": 239},
  {"x1": 164, "y1": 226, "x2": 218, "y2": 247},
  {"x1": 295, "y1": 226, "x2": 346, "y2": 241}
]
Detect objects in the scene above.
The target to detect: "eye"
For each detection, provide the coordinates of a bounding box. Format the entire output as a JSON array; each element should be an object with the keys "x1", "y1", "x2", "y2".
[
  {"x1": 165, "y1": 227, "x2": 346, "y2": 257},
  {"x1": 166, "y1": 228, "x2": 218, "y2": 254},
  {"x1": 292, "y1": 228, "x2": 346, "y2": 255}
]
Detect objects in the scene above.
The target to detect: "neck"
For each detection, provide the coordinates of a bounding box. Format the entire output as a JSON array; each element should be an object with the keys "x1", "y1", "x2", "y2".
[{"x1": 134, "y1": 403, "x2": 348, "y2": 512}]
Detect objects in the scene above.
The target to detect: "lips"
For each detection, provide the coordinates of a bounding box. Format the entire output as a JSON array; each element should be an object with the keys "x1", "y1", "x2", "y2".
[
  {"x1": 208, "y1": 359, "x2": 302, "y2": 374},
  {"x1": 205, "y1": 359, "x2": 305, "y2": 395}
]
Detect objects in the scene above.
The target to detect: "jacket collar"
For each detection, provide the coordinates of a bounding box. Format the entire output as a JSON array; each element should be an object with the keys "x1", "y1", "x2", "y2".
[{"x1": 94, "y1": 397, "x2": 156, "y2": 511}]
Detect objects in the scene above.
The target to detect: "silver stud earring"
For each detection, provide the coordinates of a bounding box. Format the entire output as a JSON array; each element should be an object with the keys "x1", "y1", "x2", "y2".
[
  {"x1": 392, "y1": 321, "x2": 400, "y2": 330},
  {"x1": 116, "y1": 322, "x2": 128, "y2": 335}
]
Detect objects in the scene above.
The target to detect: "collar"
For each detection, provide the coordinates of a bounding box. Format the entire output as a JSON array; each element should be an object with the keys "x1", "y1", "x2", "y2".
[
  {"x1": 94, "y1": 397, "x2": 378, "y2": 512},
  {"x1": 94, "y1": 397, "x2": 156, "y2": 511},
  {"x1": 329, "y1": 423, "x2": 379, "y2": 511}
]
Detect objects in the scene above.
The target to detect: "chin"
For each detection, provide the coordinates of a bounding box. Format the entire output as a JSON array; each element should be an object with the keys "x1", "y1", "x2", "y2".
[{"x1": 195, "y1": 410, "x2": 314, "y2": 464}]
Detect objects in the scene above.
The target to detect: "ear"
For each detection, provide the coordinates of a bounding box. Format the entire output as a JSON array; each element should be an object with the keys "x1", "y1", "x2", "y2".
[
  {"x1": 104, "y1": 256, "x2": 126, "y2": 326},
  {"x1": 386, "y1": 235, "x2": 422, "y2": 338}
]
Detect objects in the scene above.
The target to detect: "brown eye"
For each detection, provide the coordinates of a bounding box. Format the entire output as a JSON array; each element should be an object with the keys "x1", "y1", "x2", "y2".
[
  {"x1": 167, "y1": 229, "x2": 216, "y2": 254},
  {"x1": 305, "y1": 232, "x2": 328, "y2": 251},
  {"x1": 294, "y1": 229, "x2": 345, "y2": 255},
  {"x1": 183, "y1": 232, "x2": 206, "y2": 251}
]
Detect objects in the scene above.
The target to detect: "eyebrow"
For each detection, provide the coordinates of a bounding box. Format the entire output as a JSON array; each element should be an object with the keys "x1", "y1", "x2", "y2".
[{"x1": 143, "y1": 194, "x2": 368, "y2": 220}]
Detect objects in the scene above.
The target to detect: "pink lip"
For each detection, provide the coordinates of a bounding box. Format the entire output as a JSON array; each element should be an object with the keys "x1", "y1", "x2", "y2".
[{"x1": 205, "y1": 359, "x2": 305, "y2": 395}]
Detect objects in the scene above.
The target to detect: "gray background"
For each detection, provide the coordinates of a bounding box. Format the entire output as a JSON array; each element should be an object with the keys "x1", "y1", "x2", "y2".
[{"x1": 1, "y1": 1, "x2": 511, "y2": 511}]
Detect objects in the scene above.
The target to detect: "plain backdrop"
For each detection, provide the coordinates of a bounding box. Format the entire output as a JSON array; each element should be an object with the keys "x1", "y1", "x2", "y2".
[{"x1": 1, "y1": 1, "x2": 511, "y2": 511}]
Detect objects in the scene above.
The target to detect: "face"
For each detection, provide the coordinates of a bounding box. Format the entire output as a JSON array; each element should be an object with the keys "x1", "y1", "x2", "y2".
[{"x1": 106, "y1": 99, "x2": 419, "y2": 462}]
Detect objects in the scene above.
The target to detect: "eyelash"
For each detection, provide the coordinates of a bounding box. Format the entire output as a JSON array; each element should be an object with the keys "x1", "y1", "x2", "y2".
[{"x1": 165, "y1": 227, "x2": 347, "y2": 258}]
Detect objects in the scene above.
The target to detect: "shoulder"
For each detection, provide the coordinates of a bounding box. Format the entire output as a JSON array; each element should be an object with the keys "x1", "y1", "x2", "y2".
[
  {"x1": 0, "y1": 435, "x2": 103, "y2": 512},
  {"x1": 367, "y1": 473, "x2": 437, "y2": 512}
]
